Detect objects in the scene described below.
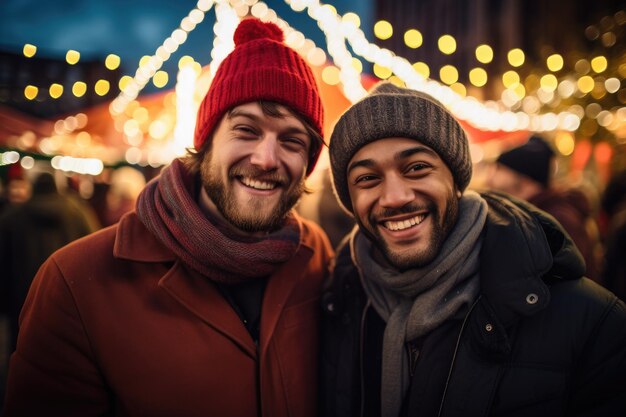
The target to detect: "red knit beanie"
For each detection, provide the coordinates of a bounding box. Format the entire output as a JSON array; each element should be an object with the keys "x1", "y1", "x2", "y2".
[{"x1": 193, "y1": 18, "x2": 324, "y2": 175}]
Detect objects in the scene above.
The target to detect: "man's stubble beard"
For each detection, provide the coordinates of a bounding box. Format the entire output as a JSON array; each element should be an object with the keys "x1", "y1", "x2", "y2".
[
  {"x1": 200, "y1": 156, "x2": 305, "y2": 233},
  {"x1": 358, "y1": 192, "x2": 459, "y2": 271}
]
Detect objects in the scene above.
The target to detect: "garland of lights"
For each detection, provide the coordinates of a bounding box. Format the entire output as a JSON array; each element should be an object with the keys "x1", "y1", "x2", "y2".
[
  {"x1": 76, "y1": 0, "x2": 626, "y2": 137},
  {"x1": 282, "y1": 0, "x2": 583, "y2": 133},
  {"x1": 110, "y1": 0, "x2": 216, "y2": 116},
  {"x1": 106, "y1": 0, "x2": 605, "y2": 135},
  {"x1": 5, "y1": 0, "x2": 624, "y2": 175}
]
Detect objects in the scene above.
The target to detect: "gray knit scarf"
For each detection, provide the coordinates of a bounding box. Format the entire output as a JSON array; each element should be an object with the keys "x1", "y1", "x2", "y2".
[{"x1": 353, "y1": 191, "x2": 488, "y2": 417}]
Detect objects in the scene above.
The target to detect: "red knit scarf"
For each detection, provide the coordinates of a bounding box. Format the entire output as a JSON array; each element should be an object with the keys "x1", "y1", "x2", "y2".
[{"x1": 136, "y1": 159, "x2": 302, "y2": 284}]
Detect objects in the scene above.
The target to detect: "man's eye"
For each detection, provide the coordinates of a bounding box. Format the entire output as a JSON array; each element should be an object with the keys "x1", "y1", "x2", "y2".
[
  {"x1": 408, "y1": 163, "x2": 428, "y2": 172},
  {"x1": 282, "y1": 137, "x2": 306, "y2": 147},
  {"x1": 354, "y1": 175, "x2": 377, "y2": 184},
  {"x1": 234, "y1": 125, "x2": 257, "y2": 135},
  {"x1": 278, "y1": 136, "x2": 308, "y2": 154}
]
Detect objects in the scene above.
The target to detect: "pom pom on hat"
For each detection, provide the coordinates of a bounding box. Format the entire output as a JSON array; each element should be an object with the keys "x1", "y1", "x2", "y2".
[
  {"x1": 234, "y1": 18, "x2": 284, "y2": 45},
  {"x1": 193, "y1": 17, "x2": 324, "y2": 176}
]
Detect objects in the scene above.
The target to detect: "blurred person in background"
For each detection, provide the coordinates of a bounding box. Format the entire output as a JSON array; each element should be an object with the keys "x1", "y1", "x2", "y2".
[
  {"x1": 61, "y1": 174, "x2": 103, "y2": 232},
  {"x1": 600, "y1": 169, "x2": 626, "y2": 301},
  {"x1": 102, "y1": 166, "x2": 146, "y2": 226},
  {"x1": 3, "y1": 178, "x2": 31, "y2": 207},
  {"x1": 3, "y1": 18, "x2": 333, "y2": 417},
  {"x1": 1, "y1": 164, "x2": 31, "y2": 209},
  {"x1": 0, "y1": 171, "x2": 99, "y2": 352},
  {"x1": 486, "y1": 135, "x2": 602, "y2": 281},
  {"x1": 0, "y1": 170, "x2": 99, "y2": 408},
  {"x1": 0, "y1": 163, "x2": 31, "y2": 409}
]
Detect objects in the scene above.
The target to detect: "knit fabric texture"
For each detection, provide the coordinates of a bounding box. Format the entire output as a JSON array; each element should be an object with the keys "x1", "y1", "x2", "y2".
[
  {"x1": 329, "y1": 82, "x2": 472, "y2": 214},
  {"x1": 193, "y1": 18, "x2": 324, "y2": 175},
  {"x1": 496, "y1": 135, "x2": 555, "y2": 186},
  {"x1": 135, "y1": 159, "x2": 302, "y2": 284}
]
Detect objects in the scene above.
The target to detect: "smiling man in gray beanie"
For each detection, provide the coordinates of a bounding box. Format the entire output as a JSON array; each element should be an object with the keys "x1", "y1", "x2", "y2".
[{"x1": 319, "y1": 81, "x2": 626, "y2": 417}]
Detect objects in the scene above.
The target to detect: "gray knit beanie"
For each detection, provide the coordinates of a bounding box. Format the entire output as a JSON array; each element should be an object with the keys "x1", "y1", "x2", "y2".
[{"x1": 329, "y1": 82, "x2": 472, "y2": 214}]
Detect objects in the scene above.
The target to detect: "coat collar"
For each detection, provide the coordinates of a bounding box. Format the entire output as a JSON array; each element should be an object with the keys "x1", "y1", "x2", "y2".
[
  {"x1": 113, "y1": 211, "x2": 175, "y2": 262},
  {"x1": 113, "y1": 210, "x2": 316, "y2": 358},
  {"x1": 478, "y1": 192, "x2": 585, "y2": 326},
  {"x1": 157, "y1": 236, "x2": 314, "y2": 360}
]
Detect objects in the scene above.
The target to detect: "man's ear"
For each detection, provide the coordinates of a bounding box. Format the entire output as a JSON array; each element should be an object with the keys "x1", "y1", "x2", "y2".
[{"x1": 456, "y1": 186, "x2": 462, "y2": 199}]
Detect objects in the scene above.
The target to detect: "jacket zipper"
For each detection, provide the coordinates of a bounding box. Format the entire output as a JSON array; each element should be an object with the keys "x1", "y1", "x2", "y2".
[
  {"x1": 359, "y1": 299, "x2": 371, "y2": 417},
  {"x1": 349, "y1": 232, "x2": 371, "y2": 417},
  {"x1": 437, "y1": 296, "x2": 481, "y2": 417}
]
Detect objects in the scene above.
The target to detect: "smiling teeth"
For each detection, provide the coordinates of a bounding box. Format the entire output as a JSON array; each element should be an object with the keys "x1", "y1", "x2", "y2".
[
  {"x1": 384, "y1": 215, "x2": 425, "y2": 231},
  {"x1": 241, "y1": 177, "x2": 277, "y2": 190}
]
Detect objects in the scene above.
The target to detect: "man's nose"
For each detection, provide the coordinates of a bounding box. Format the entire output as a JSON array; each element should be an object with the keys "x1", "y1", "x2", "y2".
[
  {"x1": 250, "y1": 136, "x2": 279, "y2": 171},
  {"x1": 379, "y1": 174, "x2": 414, "y2": 208}
]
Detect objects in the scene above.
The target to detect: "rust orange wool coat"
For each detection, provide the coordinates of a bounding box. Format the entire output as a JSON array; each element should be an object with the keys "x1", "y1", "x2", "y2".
[{"x1": 4, "y1": 211, "x2": 334, "y2": 417}]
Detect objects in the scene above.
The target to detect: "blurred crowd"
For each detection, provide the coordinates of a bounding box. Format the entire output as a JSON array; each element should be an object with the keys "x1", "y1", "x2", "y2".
[{"x1": 0, "y1": 162, "x2": 147, "y2": 406}]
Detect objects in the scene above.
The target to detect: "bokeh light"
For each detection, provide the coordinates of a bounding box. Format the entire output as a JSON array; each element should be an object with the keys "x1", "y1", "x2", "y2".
[
  {"x1": 475, "y1": 44, "x2": 493, "y2": 64},
  {"x1": 404, "y1": 29, "x2": 423, "y2": 49},
  {"x1": 374, "y1": 20, "x2": 393, "y2": 40}
]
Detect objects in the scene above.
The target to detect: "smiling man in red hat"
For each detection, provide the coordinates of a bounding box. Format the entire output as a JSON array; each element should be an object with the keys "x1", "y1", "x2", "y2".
[{"x1": 5, "y1": 18, "x2": 333, "y2": 417}]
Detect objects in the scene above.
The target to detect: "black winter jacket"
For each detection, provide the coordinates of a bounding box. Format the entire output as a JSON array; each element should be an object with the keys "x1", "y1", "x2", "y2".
[{"x1": 320, "y1": 192, "x2": 626, "y2": 417}]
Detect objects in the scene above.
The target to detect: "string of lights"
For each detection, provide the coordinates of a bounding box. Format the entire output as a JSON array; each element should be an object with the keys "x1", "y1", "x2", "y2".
[{"x1": 4, "y1": 0, "x2": 624, "y2": 175}]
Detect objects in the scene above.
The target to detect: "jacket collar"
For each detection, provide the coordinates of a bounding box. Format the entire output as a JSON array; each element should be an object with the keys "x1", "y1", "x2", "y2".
[
  {"x1": 478, "y1": 192, "x2": 585, "y2": 327},
  {"x1": 113, "y1": 211, "x2": 175, "y2": 262},
  {"x1": 113, "y1": 209, "x2": 316, "y2": 357},
  {"x1": 157, "y1": 228, "x2": 314, "y2": 360}
]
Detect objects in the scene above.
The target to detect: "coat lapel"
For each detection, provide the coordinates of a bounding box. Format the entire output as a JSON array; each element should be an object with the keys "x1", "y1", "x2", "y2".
[
  {"x1": 259, "y1": 245, "x2": 313, "y2": 357},
  {"x1": 115, "y1": 211, "x2": 317, "y2": 361},
  {"x1": 158, "y1": 261, "x2": 257, "y2": 358}
]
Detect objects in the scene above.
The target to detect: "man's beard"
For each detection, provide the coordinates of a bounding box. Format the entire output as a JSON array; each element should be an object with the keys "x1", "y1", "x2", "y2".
[
  {"x1": 359, "y1": 193, "x2": 459, "y2": 270},
  {"x1": 201, "y1": 161, "x2": 305, "y2": 233}
]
